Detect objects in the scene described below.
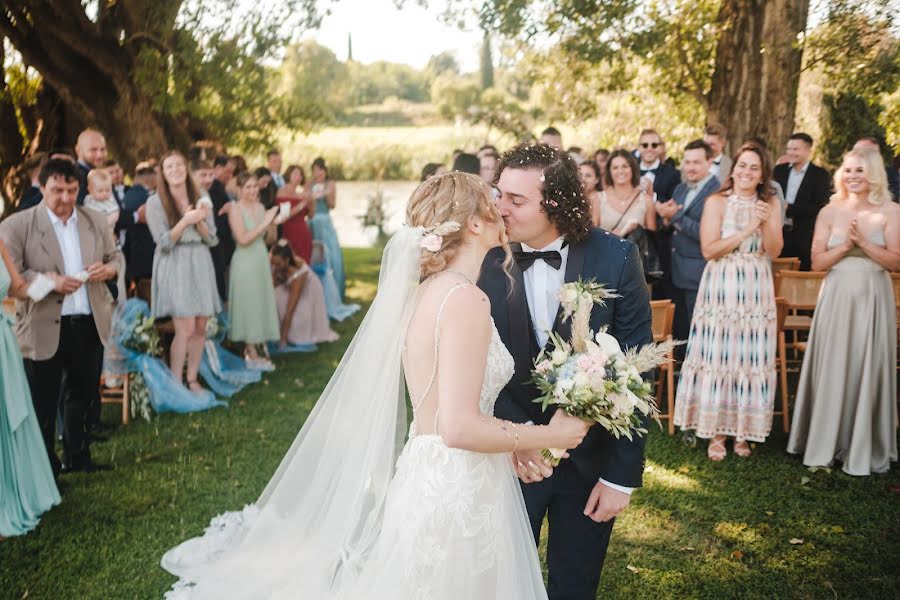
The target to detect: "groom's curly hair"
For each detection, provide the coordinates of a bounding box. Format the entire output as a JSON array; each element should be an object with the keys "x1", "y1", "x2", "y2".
[{"x1": 494, "y1": 143, "x2": 592, "y2": 245}]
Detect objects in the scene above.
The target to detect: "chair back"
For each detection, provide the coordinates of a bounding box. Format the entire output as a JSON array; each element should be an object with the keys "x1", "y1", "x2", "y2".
[
  {"x1": 771, "y1": 257, "x2": 800, "y2": 278},
  {"x1": 775, "y1": 297, "x2": 788, "y2": 333},
  {"x1": 774, "y1": 270, "x2": 825, "y2": 310},
  {"x1": 649, "y1": 300, "x2": 675, "y2": 342}
]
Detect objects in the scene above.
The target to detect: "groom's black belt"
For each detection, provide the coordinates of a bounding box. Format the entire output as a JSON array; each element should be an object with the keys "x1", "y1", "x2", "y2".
[{"x1": 514, "y1": 250, "x2": 562, "y2": 270}]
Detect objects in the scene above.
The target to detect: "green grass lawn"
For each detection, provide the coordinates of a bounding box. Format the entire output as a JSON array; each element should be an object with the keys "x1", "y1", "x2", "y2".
[{"x1": 2, "y1": 246, "x2": 898, "y2": 600}]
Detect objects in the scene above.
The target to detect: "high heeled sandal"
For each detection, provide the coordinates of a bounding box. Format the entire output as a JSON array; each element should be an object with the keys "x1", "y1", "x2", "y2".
[
  {"x1": 707, "y1": 437, "x2": 727, "y2": 462},
  {"x1": 734, "y1": 440, "x2": 752, "y2": 458}
]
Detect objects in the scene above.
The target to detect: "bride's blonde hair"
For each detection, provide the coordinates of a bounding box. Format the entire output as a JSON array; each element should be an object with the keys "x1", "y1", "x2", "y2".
[{"x1": 406, "y1": 171, "x2": 510, "y2": 279}]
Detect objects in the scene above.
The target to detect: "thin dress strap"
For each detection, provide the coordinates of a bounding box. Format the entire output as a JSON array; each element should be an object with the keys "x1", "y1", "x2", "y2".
[{"x1": 410, "y1": 282, "x2": 471, "y2": 435}]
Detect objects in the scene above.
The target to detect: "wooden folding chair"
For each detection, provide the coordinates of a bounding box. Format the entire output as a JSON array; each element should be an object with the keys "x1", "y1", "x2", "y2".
[
  {"x1": 774, "y1": 297, "x2": 791, "y2": 433},
  {"x1": 774, "y1": 270, "x2": 825, "y2": 367},
  {"x1": 100, "y1": 373, "x2": 131, "y2": 425},
  {"x1": 649, "y1": 299, "x2": 676, "y2": 435},
  {"x1": 771, "y1": 257, "x2": 800, "y2": 279}
]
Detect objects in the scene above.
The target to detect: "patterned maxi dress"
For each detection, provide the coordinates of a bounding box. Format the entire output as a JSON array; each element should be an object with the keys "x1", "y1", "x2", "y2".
[{"x1": 674, "y1": 194, "x2": 777, "y2": 442}]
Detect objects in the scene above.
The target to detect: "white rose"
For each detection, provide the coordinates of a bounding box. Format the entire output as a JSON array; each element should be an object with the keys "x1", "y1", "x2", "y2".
[
  {"x1": 551, "y1": 349, "x2": 568, "y2": 366},
  {"x1": 573, "y1": 372, "x2": 589, "y2": 389},
  {"x1": 594, "y1": 332, "x2": 622, "y2": 356},
  {"x1": 562, "y1": 288, "x2": 579, "y2": 304},
  {"x1": 558, "y1": 378, "x2": 575, "y2": 392}
]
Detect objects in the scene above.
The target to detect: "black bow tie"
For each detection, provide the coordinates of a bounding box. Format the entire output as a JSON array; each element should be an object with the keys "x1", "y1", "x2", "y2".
[
  {"x1": 640, "y1": 167, "x2": 658, "y2": 176},
  {"x1": 514, "y1": 249, "x2": 562, "y2": 270}
]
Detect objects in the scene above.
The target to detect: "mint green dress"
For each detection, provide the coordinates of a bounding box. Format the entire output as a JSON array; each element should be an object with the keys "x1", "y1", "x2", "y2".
[
  {"x1": 227, "y1": 205, "x2": 280, "y2": 344},
  {"x1": 1, "y1": 260, "x2": 60, "y2": 537}
]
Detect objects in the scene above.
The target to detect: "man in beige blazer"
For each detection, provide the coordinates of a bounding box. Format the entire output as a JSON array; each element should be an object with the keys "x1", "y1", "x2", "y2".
[{"x1": 0, "y1": 158, "x2": 122, "y2": 476}]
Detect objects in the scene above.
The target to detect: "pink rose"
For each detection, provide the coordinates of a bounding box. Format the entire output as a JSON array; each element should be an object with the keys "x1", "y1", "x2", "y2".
[
  {"x1": 535, "y1": 359, "x2": 553, "y2": 374},
  {"x1": 576, "y1": 355, "x2": 593, "y2": 372},
  {"x1": 420, "y1": 234, "x2": 443, "y2": 252}
]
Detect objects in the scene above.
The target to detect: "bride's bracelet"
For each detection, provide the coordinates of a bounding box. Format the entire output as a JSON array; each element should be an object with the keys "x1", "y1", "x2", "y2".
[{"x1": 481, "y1": 416, "x2": 520, "y2": 453}]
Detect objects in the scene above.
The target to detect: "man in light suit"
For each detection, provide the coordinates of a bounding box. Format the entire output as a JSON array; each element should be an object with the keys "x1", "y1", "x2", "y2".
[
  {"x1": 659, "y1": 140, "x2": 721, "y2": 350},
  {"x1": 0, "y1": 159, "x2": 121, "y2": 476},
  {"x1": 703, "y1": 124, "x2": 732, "y2": 181}
]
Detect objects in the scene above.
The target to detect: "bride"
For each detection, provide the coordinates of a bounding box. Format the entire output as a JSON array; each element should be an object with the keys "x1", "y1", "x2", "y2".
[{"x1": 161, "y1": 172, "x2": 590, "y2": 598}]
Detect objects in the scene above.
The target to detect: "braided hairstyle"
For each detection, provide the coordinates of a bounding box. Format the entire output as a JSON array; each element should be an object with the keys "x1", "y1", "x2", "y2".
[{"x1": 494, "y1": 143, "x2": 592, "y2": 245}]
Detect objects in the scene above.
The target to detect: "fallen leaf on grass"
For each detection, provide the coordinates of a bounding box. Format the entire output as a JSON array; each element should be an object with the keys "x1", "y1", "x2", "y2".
[
  {"x1": 278, "y1": 392, "x2": 286, "y2": 399},
  {"x1": 679, "y1": 547, "x2": 695, "y2": 552},
  {"x1": 800, "y1": 476, "x2": 811, "y2": 485},
  {"x1": 293, "y1": 378, "x2": 305, "y2": 388},
  {"x1": 829, "y1": 526, "x2": 844, "y2": 534},
  {"x1": 730, "y1": 551, "x2": 744, "y2": 560},
  {"x1": 765, "y1": 511, "x2": 775, "y2": 516},
  {"x1": 626, "y1": 565, "x2": 642, "y2": 574},
  {"x1": 789, "y1": 538, "x2": 804, "y2": 545}
]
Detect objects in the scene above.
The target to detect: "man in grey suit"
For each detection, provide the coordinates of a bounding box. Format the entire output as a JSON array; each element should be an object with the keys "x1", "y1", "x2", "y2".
[
  {"x1": 703, "y1": 124, "x2": 731, "y2": 182},
  {"x1": 658, "y1": 140, "x2": 721, "y2": 348}
]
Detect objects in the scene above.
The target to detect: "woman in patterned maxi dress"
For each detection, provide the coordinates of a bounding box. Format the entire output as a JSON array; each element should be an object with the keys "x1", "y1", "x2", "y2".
[{"x1": 674, "y1": 142, "x2": 784, "y2": 461}]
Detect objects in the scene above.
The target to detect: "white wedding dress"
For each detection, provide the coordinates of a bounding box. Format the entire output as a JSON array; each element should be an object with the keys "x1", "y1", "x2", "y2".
[{"x1": 161, "y1": 228, "x2": 547, "y2": 599}]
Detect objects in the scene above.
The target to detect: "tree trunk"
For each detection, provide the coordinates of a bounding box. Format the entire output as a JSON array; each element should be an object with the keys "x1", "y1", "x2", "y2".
[{"x1": 707, "y1": 0, "x2": 810, "y2": 157}]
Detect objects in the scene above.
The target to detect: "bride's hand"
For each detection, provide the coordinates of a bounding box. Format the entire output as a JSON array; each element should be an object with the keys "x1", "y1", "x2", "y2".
[{"x1": 548, "y1": 410, "x2": 591, "y2": 450}]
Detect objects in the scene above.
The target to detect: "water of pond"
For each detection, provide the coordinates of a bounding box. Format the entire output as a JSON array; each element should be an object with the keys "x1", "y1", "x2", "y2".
[{"x1": 329, "y1": 181, "x2": 419, "y2": 247}]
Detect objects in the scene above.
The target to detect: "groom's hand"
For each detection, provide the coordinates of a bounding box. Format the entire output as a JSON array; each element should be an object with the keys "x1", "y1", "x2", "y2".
[
  {"x1": 512, "y1": 449, "x2": 556, "y2": 483},
  {"x1": 583, "y1": 482, "x2": 631, "y2": 523}
]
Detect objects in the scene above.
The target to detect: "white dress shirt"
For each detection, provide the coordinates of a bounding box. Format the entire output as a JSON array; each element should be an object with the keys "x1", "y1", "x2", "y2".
[
  {"x1": 47, "y1": 207, "x2": 91, "y2": 316},
  {"x1": 785, "y1": 161, "x2": 809, "y2": 206},
  {"x1": 520, "y1": 237, "x2": 634, "y2": 495},
  {"x1": 639, "y1": 159, "x2": 661, "y2": 184},
  {"x1": 709, "y1": 154, "x2": 725, "y2": 179}
]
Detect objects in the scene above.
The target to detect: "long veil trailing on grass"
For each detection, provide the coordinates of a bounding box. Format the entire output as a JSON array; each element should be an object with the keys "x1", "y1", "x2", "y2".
[{"x1": 161, "y1": 226, "x2": 425, "y2": 598}]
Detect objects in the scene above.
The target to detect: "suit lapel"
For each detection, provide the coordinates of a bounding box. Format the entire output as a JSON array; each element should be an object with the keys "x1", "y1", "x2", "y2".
[
  {"x1": 35, "y1": 203, "x2": 66, "y2": 275},
  {"x1": 505, "y1": 243, "x2": 536, "y2": 378},
  {"x1": 546, "y1": 239, "x2": 586, "y2": 351}
]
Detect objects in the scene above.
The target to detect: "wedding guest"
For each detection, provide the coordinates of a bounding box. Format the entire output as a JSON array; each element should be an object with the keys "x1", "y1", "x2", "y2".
[
  {"x1": 307, "y1": 157, "x2": 347, "y2": 299},
  {"x1": 225, "y1": 155, "x2": 248, "y2": 199},
  {"x1": 774, "y1": 133, "x2": 831, "y2": 270},
  {"x1": 567, "y1": 146, "x2": 585, "y2": 163},
  {"x1": 74, "y1": 129, "x2": 108, "y2": 205},
  {"x1": 593, "y1": 148, "x2": 610, "y2": 184},
  {"x1": 228, "y1": 172, "x2": 281, "y2": 368},
  {"x1": 853, "y1": 137, "x2": 899, "y2": 201},
  {"x1": 593, "y1": 149, "x2": 656, "y2": 238},
  {"x1": 270, "y1": 240, "x2": 338, "y2": 348},
  {"x1": 0, "y1": 238, "x2": 60, "y2": 536},
  {"x1": 674, "y1": 142, "x2": 783, "y2": 461},
  {"x1": 209, "y1": 155, "x2": 235, "y2": 301},
  {"x1": 641, "y1": 128, "x2": 682, "y2": 299},
  {"x1": 480, "y1": 152, "x2": 499, "y2": 184},
  {"x1": 48, "y1": 147, "x2": 76, "y2": 164},
  {"x1": 703, "y1": 124, "x2": 731, "y2": 180},
  {"x1": 477, "y1": 144, "x2": 499, "y2": 159},
  {"x1": 540, "y1": 126, "x2": 563, "y2": 149},
  {"x1": 84, "y1": 169, "x2": 120, "y2": 230},
  {"x1": 277, "y1": 165, "x2": 314, "y2": 263},
  {"x1": 452, "y1": 152, "x2": 480, "y2": 175},
  {"x1": 104, "y1": 159, "x2": 128, "y2": 206},
  {"x1": 658, "y1": 141, "x2": 676, "y2": 169},
  {"x1": 420, "y1": 162, "x2": 447, "y2": 181},
  {"x1": 311, "y1": 240, "x2": 361, "y2": 322},
  {"x1": 191, "y1": 159, "x2": 216, "y2": 192},
  {"x1": 578, "y1": 161, "x2": 603, "y2": 217},
  {"x1": 663, "y1": 140, "x2": 720, "y2": 351},
  {"x1": 121, "y1": 161, "x2": 157, "y2": 300},
  {"x1": 0, "y1": 158, "x2": 121, "y2": 474},
  {"x1": 267, "y1": 149, "x2": 285, "y2": 189},
  {"x1": 147, "y1": 151, "x2": 221, "y2": 393},
  {"x1": 17, "y1": 154, "x2": 45, "y2": 212},
  {"x1": 254, "y1": 167, "x2": 276, "y2": 209},
  {"x1": 787, "y1": 149, "x2": 899, "y2": 476}
]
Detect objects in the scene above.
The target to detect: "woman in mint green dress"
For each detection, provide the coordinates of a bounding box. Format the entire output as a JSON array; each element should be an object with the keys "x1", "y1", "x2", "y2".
[
  {"x1": 227, "y1": 172, "x2": 282, "y2": 369},
  {"x1": 0, "y1": 240, "x2": 60, "y2": 538}
]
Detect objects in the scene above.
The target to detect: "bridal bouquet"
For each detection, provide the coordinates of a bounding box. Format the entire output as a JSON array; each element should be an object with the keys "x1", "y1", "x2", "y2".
[{"x1": 531, "y1": 279, "x2": 679, "y2": 465}]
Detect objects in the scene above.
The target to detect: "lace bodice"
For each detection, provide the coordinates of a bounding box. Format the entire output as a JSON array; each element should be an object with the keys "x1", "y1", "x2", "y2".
[{"x1": 721, "y1": 194, "x2": 763, "y2": 255}]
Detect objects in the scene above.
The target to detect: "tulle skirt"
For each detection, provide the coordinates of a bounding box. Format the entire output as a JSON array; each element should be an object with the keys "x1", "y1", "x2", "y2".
[{"x1": 161, "y1": 435, "x2": 547, "y2": 599}]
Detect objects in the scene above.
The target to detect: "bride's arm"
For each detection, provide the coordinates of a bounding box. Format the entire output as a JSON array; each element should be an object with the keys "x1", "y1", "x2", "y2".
[{"x1": 436, "y1": 287, "x2": 588, "y2": 453}]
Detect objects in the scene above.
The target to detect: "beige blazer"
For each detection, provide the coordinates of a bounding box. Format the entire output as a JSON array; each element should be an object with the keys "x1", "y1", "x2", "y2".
[{"x1": 0, "y1": 202, "x2": 123, "y2": 360}]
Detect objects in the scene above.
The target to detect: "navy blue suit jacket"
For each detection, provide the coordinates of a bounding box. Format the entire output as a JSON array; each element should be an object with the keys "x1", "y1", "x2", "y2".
[
  {"x1": 670, "y1": 175, "x2": 720, "y2": 291},
  {"x1": 121, "y1": 184, "x2": 155, "y2": 281},
  {"x1": 479, "y1": 229, "x2": 653, "y2": 488}
]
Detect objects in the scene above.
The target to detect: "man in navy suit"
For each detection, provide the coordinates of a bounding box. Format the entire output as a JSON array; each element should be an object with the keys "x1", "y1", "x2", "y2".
[
  {"x1": 479, "y1": 143, "x2": 652, "y2": 600},
  {"x1": 659, "y1": 139, "x2": 722, "y2": 348},
  {"x1": 636, "y1": 129, "x2": 681, "y2": 299}
]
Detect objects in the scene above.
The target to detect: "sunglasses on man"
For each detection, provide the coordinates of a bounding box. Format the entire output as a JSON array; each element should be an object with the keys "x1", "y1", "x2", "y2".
[{"x1": 641, "y1": 142, "x2": 660, "y2": 149}]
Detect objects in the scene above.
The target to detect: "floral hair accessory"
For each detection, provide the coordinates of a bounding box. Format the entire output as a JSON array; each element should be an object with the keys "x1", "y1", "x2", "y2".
[{"x1": 419, "y1": 220, "x2": 461, "y2": 253}]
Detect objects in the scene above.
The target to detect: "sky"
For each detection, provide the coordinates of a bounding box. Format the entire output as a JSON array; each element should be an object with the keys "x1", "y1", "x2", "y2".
[{"x1": 308, "y1": 0, "x2": 483, "y2": 71}]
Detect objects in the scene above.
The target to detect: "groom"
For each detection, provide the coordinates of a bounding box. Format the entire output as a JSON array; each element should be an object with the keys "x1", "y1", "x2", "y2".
[{"x1": 479, "y1": 143, "x2": 652, "y2": 600}]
